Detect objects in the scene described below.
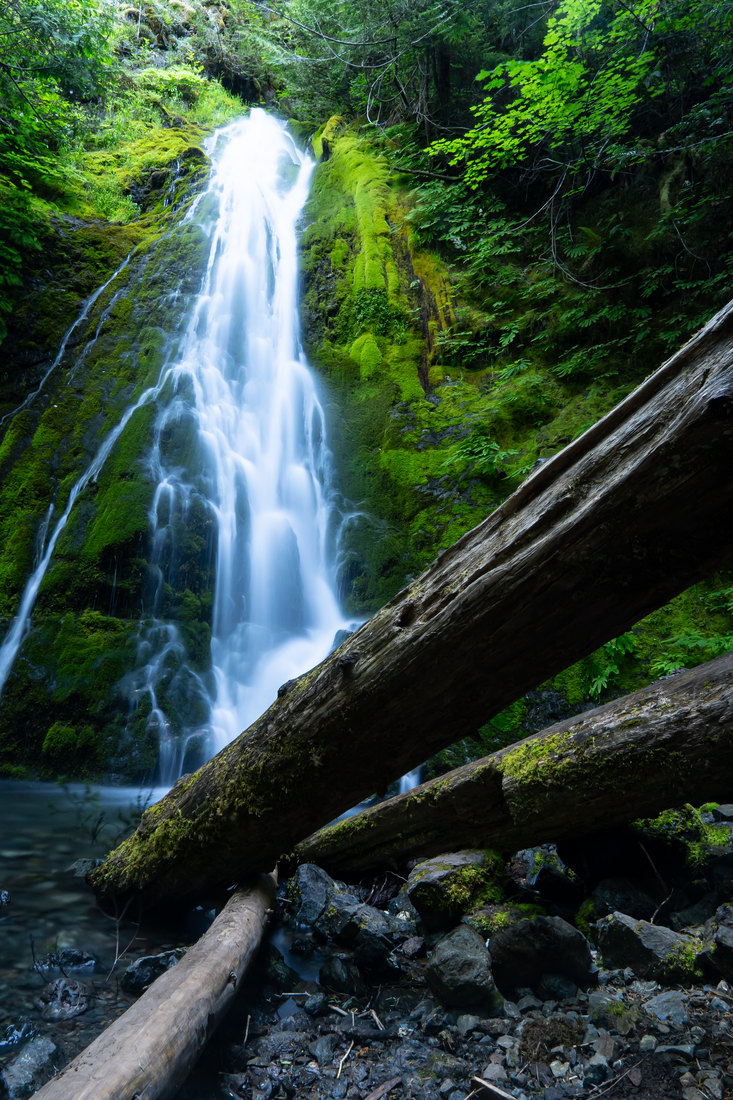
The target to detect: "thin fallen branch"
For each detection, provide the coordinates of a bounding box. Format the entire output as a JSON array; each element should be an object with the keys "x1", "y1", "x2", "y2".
[{"x1": 33, "y1": 874, "x2": 276, "y2": 1100}]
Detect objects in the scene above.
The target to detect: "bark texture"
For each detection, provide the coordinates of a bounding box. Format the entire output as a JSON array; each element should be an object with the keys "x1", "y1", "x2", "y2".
[
  {"x1": 33, "y1": 874, "x2": 276, "y2": 1100},
  {"x1": 91, "y1": 300, "x2": 733, "y2": 911},
  {"x1": 294, "y1": 655, "x2": 733, "y2": 875}
]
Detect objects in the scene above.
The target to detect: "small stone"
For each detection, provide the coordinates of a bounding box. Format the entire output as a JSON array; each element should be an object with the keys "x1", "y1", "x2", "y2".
[
  {"x1": 516, "y1": 994, "x2": 543, "y2": 1012},
  {"x1": 496, "y1": 1035, "x2": 515, "y2": 1050},
  {"x1": 655, "y1": 1043, "x2": 696, "y2": 1058},
  {"x1": 550, "y1": 1060, "x2": 569, "y2": 1078},
  {"x1": 402, "y1": 936, "x2": 425, "y2": 958},
  {"x1": 644, "y1": 990, "x2": 688, "y2": 1029},
  {"x1": 35, "y1": 978, "x2": 93, "y2": 1020},
  {"x1": 480, "y1": 1063, "x2": 508, "y2": 1083},
  {"x1": 639, "y1": 1035, "x2": 657, "y2": 1052},
  {"x1": 121, "y1": 949, "x2": 185, "y2": 994},
  {"x1": 456, "y1": 1014, "x2": 481, "y2": 1037},
  {"x1": 0, "y1": 1036, "x2": 56, "y2": 1098},
  {"x1": 303, "y1": 991, "x2": 329, "y2": 1017},
  {"x1": 319, "y1": 953, "x2": 365, "y2": 997}
]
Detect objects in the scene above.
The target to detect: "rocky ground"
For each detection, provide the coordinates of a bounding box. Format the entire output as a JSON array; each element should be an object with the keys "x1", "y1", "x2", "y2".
[{"x1": 2, "y1": 807, "x2": 733, "y2": 1100}]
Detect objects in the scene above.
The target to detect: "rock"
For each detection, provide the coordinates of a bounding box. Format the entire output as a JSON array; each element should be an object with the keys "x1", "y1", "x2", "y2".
[
  {"x1": 669, "y1": 892, "x2": 720, "y2": 931},
  {"x1": 537, "y1": 972, "x2": 579, "y2": 1001},
  {"x1": 489, "y1": 917, "x2": 595, "y2": 998},
  {"x1": 639, "y1": 1034, "x2": 657, "y2": 1051},
  {"x1": 480, "y1": 1063, "x2": 508, "y2": 1083},
  {"x1": 291, "y1": 863, "x2": 346, "y2": 925},
  {"x1": 308, "y1": 1033, "x2": 338, "y2": 1067},
  {"x1": 426, "y1": 924, "x2": 496, "y2": 1007},
  {"x1": 0, "y1": 1036, "x2": 56, "y2": 1098},
  {"x1": 406, "y1": 851, "x2": 502, "y2": 931},
  {"x1": 319, "y1": 952, "x2": 365, "y2": 996},
  {"x1": 256, "y1": 944, "x2": 301, "y2": 990},
  {"x1": 304, "y1": 991, "x2": 329, "y2": 1016},
  {"x1": 0, "y1": 1019, "x2": 37, "y2": 1052},
  {"x1": 518, "y1": 846, "x2": 583, "y2": 908},
  {"x1": 644, "y1": 990, "x2": 688, "y2": 1028},
  {"x1": 35, "y1": 948, "x2": 97, "y2": 973},
  {"x1": 456, "y1": 1014, "x2": 481, "y2": 1036},
  {"x1": 35, "y1": 978, "x2": 93, "y2": 1020},
  {"x1": 291, "y1": 862, "x2": 389, "y2": 951},
  {"x1": 0, "y1": 888, "x2": 9, "y2": 905},
  {"x1": 516, "y1": 993, "x2": 543, "y2": 1012},
  {"x1": 120, "y1": 948, "x2": 186, "y2": 994},
  {"x1": 402, "y1": 936, "x2": 425, "y2": 958},
  {"x1": 712, "y1": 803, "x2": 733, "y2": 821},
  {"x1": 595, "y1": 911, "x2": 698, "y2": 981},
  {"x1": 699, "y1": 904, "x2": 733, "y2": 982},
  {"x1": 592, "y1": 877, "x2": 659, "y2": 920}
]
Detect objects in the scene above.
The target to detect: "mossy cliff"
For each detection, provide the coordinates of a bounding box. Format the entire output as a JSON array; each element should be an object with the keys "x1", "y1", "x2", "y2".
[
  {"x1": 0, "y1": 75, "x2": 243, "y2": 782},
  {"x1": 300, "y1": 118, "x2": 733, "y2": 773}
]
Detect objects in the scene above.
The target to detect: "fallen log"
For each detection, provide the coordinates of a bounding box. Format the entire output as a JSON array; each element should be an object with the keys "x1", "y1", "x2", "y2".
[
  {"x1": 91, "y1": 299, "x2": 733, "y2": 911},
  {"x1": 293, "y1": 654, "x2": 733, "y2": 875},
  {"x1": 34, "y1": 873, "x2": 276, "y2": 1100}
]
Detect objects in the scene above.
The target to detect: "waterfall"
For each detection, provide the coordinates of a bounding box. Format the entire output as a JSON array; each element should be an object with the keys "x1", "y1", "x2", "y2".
[
  {"x1": 0, "y1": 111, "x2": 350, "y2": 779},
  {"x1": 141, "y1": 110, "x2": 350, "y2": 776}
]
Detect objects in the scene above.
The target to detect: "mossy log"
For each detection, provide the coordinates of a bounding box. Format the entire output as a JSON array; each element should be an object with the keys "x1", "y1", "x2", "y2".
[
  {"x1": 294, "y1": 655, "x2": 733, "y2": 875},
  {"x1": 91, "y1": 300, "x2": 733, "y2": 911},
  {"x1": 33, "y1": 873, "x2": 276, "y2": 1100}
]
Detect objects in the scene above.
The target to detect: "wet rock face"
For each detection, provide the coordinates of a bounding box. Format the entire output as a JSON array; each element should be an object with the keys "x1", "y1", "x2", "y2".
[
  {"x1": 0, "y1": 1036, "x2": 56, "y2": 1098},
  {"x1": 489, "y1": 916, "x2": 596, "y2": 999},
  {"x1": 120, "y1": 948, "x2": 186, "y2": 994},
  {"x1": 406, "y1": 850, "x2": 500, "y2": 932},
  {"x1": 34, "y1": 978, "x2": 93, "y2": 1021},
  {"x1": 425, "y1": 923, "x2": 495, "y2": 1007},
  {"x1": 596, "y1": 912, "x2": 699, "y2": 982}
]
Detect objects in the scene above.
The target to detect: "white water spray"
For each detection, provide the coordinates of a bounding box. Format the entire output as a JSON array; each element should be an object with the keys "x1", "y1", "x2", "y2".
[{"x1": 144, "y1": 110, "x2": 350, "y2": 772}]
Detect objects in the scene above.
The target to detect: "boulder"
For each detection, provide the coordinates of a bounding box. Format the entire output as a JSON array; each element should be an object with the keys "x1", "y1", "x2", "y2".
[
  {"x1": 0, "y1": 1036, "x2": 56, "y2": 1098},
  {"x1": 289, "y1": 862, "x2": 391, "y2": 950},
  {"x1": 592, "y1": 878, "x2": 659, "y2": 920},
  {"x1": 670, "y1": 892, "x2": 720, "y2": 931},
  {"x1": 489, "y1": 917, "x2": 595, "y2": 998},
  {"x1": 595, "y1": 911, "x2": 698, "y2": 981},
  {"x1": 406, "y1": 851, "x2": 503, "y2": 931},
  {"x1": 699, "y1": 904, "x2": 733, "y2": 982},
  {"x1": 256, "y1": 944, "x2": 300, "y2": 990},
  {"x1": 319, "y1": 952, "x2": 365, "y2": 996},
  {"x1": 425, "y1": 923, "x2": 495, "y2": 1007},
  {"x1": 120, "y1": 948, "x2": 186, "y2": 994}
]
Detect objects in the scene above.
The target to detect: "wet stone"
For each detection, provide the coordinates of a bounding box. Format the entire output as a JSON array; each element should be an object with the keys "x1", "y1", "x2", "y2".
[
  {"x1": 120, "y1": 948, "x2": 186, "y2": 994},
  {"x1": 0, "y1": 1036, "x2": 57, "y2": 1098},
  {"x1": 35, "y1": 977, "x2": 93, "y2": 1021}
]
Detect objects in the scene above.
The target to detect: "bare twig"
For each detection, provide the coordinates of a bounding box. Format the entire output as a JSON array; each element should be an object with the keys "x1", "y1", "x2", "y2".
[{"x1": 337, "y1": 1040, "x2": 354, "y2": 1078}]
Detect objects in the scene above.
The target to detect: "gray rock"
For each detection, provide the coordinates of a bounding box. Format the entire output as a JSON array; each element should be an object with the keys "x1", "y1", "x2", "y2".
[
  {"x1": 308, "y1": 1033, "x2": 338, "y2": 1067},
  {"x1": 699, "y1": 904, "x2": 733, "y2": 982},
  {"x1": 36, "y1": 948, "x2": 96, "y2": 973},
  {"x1": 489, "y1": 917, "x2": 595, "y2": 998},
  {"x1": 35, "y1": 978, "x2": 93, "y2": 1020},
  {"x1": 537, "y1": 972, "x2": 579, "y2": 1001},
  {"x1": 595, "y1": 911, "x2": 698, "y2": 982},
  {"x1": 425, "y1": 923, "x2": 495, "y2": 1007},
  {"x1": 256, "y1": 944, "x2": 300, "y2": 990},
  {"x1": 456, "y1": 1014, "x2": 481, "y2": 1036},
  {"x1": 319, "y1": 952, "x2": 365, "y2": 996},
  {"x1": 644, "y1": 990, "x2": 688, "y2": 1029},
  {"x1": 292, "y1": 863, "x2": 391, "y2": 951},
  {"x1": 0, "y1": 1019, "x2": 37, "y2": 1053},
  {"x1": 120, "y1": 948, "x2": 186, "y2": 994},
  {"x1": 304, "y1": 991, "x2": 329, "y2": 1016},
  {"x1": 407, "y1": 851, "x2": 500, "y2": 931},
  {"x1": 0, "y1": 1036, "x2": 56, "y2": 1098},
  {"x1": 291, "y1": 863, "x2": 352, "y2": 926},
  {"x1": 670, "y1": 892, "x2": 720, "y2": 931},
  {"x1": 592, "y1": 877, "x2": 658, "y2": 920}
]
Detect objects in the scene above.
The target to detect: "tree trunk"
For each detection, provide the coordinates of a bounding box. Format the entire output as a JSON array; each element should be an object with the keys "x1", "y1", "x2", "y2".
[
  {"x1": 293, "y1": 654, "x2": 733, "y2": 875},
  {"x1": 91, "y1": 300, "x2": 733, "y2": 912},
  {"x1": 34, "y1": 873, "x2": 276, "y2": 1100}
]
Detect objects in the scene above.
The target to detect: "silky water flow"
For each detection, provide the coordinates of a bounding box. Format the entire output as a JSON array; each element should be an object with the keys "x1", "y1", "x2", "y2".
[
  {"x1": 0, "y1": 110, "x2": 424, "y2": 793},
  {"x1": 142, "y1": 110, "x2": 351, "y2": 781}
]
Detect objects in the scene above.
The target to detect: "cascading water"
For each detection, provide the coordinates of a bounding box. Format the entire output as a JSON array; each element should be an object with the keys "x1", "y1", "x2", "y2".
[{"x1": 137, "y1": 110, "x2": 350, "y2": 780}]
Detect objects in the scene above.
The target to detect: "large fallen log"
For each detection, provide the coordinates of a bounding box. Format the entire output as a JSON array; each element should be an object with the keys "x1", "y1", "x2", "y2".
[
  {"x1": 91, "y1": 300, "x2": 733, "y2": 911},
  {"x1": 34, "y1": 874, "x2": 276, "y2": 1100},
  {"x1": 294, "y1": 654, "x2": 733, "y2": 875}
]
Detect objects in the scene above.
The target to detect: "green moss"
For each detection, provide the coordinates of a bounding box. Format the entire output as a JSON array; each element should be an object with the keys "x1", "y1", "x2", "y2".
[
  {"x1": 575, "y1": 898, "x2": 598, "y2": 938},
  {"x1": 633, "y1": 804, "x2": 732, "y2": 867}
]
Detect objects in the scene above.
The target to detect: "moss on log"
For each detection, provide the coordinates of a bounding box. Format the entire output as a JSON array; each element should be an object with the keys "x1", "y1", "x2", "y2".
[
  {"x1": 91, "y1": 299, "x2": 733, "y2": 911},
  {"x1": 294, "y1": 654, "x2": 733, "y2": 874}
]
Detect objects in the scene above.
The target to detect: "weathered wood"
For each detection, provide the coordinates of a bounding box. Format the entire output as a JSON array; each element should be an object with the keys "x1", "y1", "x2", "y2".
[
  {"x1": 294, "y1": 655, "x2": 733, "y2": 875},
  {"x1": 34, "y1": 874, "x2": 276, "y2": 1100},
  {"x1": 91, "y1": 300, "x2": 733, "y2": 911}
]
